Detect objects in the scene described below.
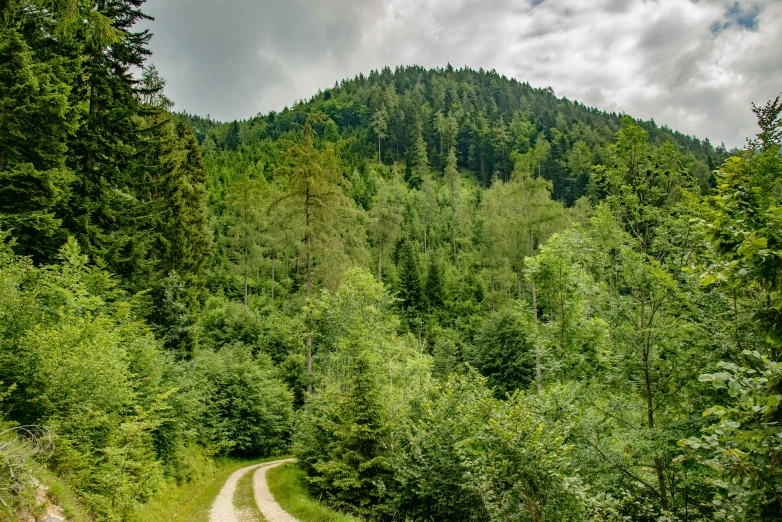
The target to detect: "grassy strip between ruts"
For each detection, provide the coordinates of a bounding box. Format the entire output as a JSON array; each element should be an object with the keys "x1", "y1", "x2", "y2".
[
  {"x1": 234, "y1": 466, "x2": 264, "y2": 522},
  {"x1": 266, "y1": 463, "x2": 359, "y2": 522},
  {"x1": 131, "y1": 455, "x2": 283, "y2": 522}
]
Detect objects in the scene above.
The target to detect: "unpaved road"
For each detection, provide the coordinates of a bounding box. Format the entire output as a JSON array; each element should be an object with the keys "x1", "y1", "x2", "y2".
[{"x1": 209, "y1": 458, "x2": 298, "y2": 522}]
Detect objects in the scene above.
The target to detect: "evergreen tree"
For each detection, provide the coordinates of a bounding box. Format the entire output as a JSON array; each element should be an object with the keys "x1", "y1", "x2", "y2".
[
  {"x1": 370, "y1": 107, "x2": 388, "y2": 164},
  {"x1": 64, "y1": 0, "x2": 158, "y2": 283},
  {"x1": 0, "y1": 21, "x2": 76, "y2": 261},
  {"x1": 368, "y1": 179, "x2": 403, "y2": 283},
  {"x1": 224, "y1": 120, "x2": 240, "y2": 151},
  {"x1": 397, "y1": 241, "x2": 423, "y2": 312},
  {"x1": 425, "y1": 253, "x2": 445, "y2": 310}
]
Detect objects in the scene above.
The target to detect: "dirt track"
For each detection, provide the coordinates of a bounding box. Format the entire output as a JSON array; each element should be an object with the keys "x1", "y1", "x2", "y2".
[{"x1": 209, "y1": 459, "x2": 298, "y2": 522}]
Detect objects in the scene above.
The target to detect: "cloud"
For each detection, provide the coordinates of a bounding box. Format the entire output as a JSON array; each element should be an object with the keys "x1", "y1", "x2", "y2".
[{"x1": 141, "y1": 0, "x2": 782, "y2": 147}]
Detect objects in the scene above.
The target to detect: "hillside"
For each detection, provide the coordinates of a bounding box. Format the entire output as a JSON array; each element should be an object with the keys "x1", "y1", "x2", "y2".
[
  {"x1": 186, "y1": 65, "x2": 725, "y2": 204},
  {"x1": 1, "y1": 2, "x2": 781, "y2": 521}
]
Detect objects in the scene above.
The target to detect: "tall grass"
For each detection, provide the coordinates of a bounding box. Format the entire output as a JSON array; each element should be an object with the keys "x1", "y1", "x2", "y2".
[
  {"x1": 131, "y1": 456, "x2": 278, "y2": 522},
  {"x1": 266, "y1": 463, "x2": 358, "y2": 522}
]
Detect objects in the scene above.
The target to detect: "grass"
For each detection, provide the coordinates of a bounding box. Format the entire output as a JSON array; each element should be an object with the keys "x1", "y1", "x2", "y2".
[
  {"x1": 34, "y1": 463, "x2": 90, "y2": 522},
  {"x1": 234, "y1": 467, "x2": 263, "y2": 522},
  {"x1": 266, "y1": 463, "x2": 359, "y2": 522},
  {"x1": 131, "y1": 455, "x2": 283, "y2": 522}
]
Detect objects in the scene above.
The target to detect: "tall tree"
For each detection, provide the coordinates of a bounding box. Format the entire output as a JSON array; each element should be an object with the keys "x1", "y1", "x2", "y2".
[
  {"x1": 398, "y1": 241, "x2": 423, "y2": 313},
  {"x1": 270, "y1": 114, "x2": 358, "y2": 389},
  {"x1": 224, "y1": 120, "x2": 240, "y2": 151},
  {"x1": 425, "y1": 253, "x2": 445, "y2": 310},
  {"x1": 368, "y1": 179, "x2": 403, "y2": 283},
  {"x1": 444, "y1": 147, "x2": 460, "y2": 259},
  {"x1": 370, "y1": 107, "x2": 388, "y2": 164},
  {"x1": 270, "y1": 114, "x2": 354, "y2": 296},
  {"x1": 0, "y1": 21, "x2": 75, "y2": 261}
]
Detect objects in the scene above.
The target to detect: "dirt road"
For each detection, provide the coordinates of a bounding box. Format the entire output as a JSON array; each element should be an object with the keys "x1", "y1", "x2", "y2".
[{"x1": 209, "y1": 459, "x2": 297, "y2": 522}]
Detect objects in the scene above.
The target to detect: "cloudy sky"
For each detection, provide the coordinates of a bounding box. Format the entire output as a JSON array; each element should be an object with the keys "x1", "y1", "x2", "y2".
[{"x1": 141, "y1": 0, "x2": 781, "y2": 148}]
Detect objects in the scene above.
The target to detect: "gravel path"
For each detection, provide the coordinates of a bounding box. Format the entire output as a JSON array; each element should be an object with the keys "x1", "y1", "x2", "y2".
[
  {"x1": 253, "y1": 459, "x2": 298, "y2": 522},
  {"x1": 208, "y1": 459, "x2": 298, "y2": 522}
]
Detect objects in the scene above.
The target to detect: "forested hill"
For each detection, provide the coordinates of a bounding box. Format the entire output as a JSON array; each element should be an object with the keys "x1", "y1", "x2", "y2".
[{"x1": 185, "y1": 65, "x2": 725, "y2": 203}]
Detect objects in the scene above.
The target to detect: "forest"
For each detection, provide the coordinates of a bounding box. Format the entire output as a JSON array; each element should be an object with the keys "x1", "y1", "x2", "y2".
[{"x1": 1, "y1": 1, "x2": 781, "y2": 521}]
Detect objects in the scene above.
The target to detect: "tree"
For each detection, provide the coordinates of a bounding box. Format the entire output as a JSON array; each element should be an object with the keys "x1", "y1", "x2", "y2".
[
  {"x1": 425, "y1": 253, "x2": 445, "y2": 310},
  {"x1": 0, "y1": 23, "x2": 75, "y2": 261},
  {"x1": 397, "y1": 241, "x2": 423, "y2": 312},
  {"x1": 414, "y1": 174, "x2": 439, "y2": 254},
  {"x1": 685, "y1": 95, "x2": 782, "y2": 519},
  {"x1": 64, "y1": 0, "x2": 159, "y2": 284},
  {"x1": 590, "y1": 121, "x2": 695, "y2": 514},
  {"x1": 508, "y1": 151, "x2": 564, "y2": 396},
  {"x1": 224, "y1": 120, "x2": 240, "y2": 151},
  {"x1": 444, "y1": 147, "x2": 460, "y2": 259},
  {"x1": 457, "y1": 391, "x2": 581, "y2": 522},
  {"x1": 270, "y1": 114, "x2": 359, "y2": 389},
  {"x1": 368, "y1": 179, "x2": 403, "y2": 283},
  {"x1": 470, "y1": 307, "x2": 536, "y2": 398},
  {"x1": 370, "y1": 107, "x2": 388, "y2": 164},
  {"x1": 270, "y1": 113, "x2": 355, "y2": 297},
  {"x1": 224, "y1": 174, "x2": 265, "y2": 309}
]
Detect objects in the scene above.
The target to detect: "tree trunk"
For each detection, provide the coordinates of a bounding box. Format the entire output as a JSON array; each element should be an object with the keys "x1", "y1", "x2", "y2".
[
  {"x1": 306, "y1": 333, "x2": 313, "y2": 394},
  {"x1": 305, "y1": 186, "x2": 312, "y2": 297},
  {"x1": 641, "y1": 295, "x2": 669, "y2": 511},
  {"x1": 452, "y1": 213, "x2": 457, "y2": 259},
  {"x1": 378, "y1": 241, "x2": 383, "y2": 283},
  {"x1": 305, "y1": 185, "x2": 313, "y2": 391},
  {"x1": 271, "y1": 248, "x2": 275, "y2": 301},
  {"x1": 86, "y1": 82, "x2": 98, "y2": 170},
  {"x1": 530, "y1": 231, "x2": 541, "y2": 398}
]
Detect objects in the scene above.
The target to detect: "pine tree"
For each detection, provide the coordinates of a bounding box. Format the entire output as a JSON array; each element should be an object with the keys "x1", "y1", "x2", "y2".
[
  {"x1": 310, "y1": 338, "x2": 389, "y2": 515},
  {"x1": 444, "y1": 147, "x2": 460, "y2": 258},
  {"x1": 62, "y1": 0, "x2": 159, "y2": 284},
  {"x1": 370, "y1": 107, "x2": 387, "y2": 164},
  {"x1": 270, "y1": 114, "x2": 357, "y2": 296},
  {"x1": 0, "y1": 22, "x2": 76, "y2": 262},
  {"x1": 398, "y1": 241, "x2": 423, "y2": 311},
  {"x1": 224, "y1": 120, "x2": 240, "y2": 151},
  {"x1": 368, "y1": 179, "x2": 403, "y2": 283},
  {"x1": 425, "y1": 254, "x2": 445, "y2": 310}
]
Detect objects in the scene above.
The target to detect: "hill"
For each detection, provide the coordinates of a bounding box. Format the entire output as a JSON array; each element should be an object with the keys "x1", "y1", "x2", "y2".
[{"x1": 186, "y1": 64, "x2": 725, "y2": 204}]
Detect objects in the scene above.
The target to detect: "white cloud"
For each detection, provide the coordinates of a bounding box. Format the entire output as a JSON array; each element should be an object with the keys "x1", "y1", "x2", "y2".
[{"x1": 142, "y1": 0, "x2": 782, "y2": 147}]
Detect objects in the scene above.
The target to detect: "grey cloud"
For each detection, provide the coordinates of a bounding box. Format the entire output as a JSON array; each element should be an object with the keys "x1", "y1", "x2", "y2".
[{"x1": 142, "y1": 0, "x2": 782, "y2": 147}]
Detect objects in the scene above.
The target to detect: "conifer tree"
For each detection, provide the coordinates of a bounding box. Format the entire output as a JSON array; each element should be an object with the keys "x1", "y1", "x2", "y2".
[
  {"x1": 224, "y1": 120, "x2": 240, "y2": 151},
  {"x1": 370, "y1": 107, "x2": 388, "y2": 164},
  {"x1": 414, "y1": 175, "x2": 439, "y2": 254},
  {"x1": 368, "y1": 179, "x2": 403, "y2": 283},
  {"x1": 398, "y1": 241, "x2": 423, "y2": 312},
  {"x1": 444, "y1": 147, "x2": 460, "y2": 258},
  {"x1": 64, "y1": 0, "x2": 158, "y2": 282},
  {"x1": 425, "y1": 254, "x2": 445, "y2": 310},
  {"x1": 0, "y1": 25, "x2": 75, "y2": 261}
]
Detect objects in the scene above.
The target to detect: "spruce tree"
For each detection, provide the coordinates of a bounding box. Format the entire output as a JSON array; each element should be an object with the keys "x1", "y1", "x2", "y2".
[
  {"x1": 0, "y1": 22, "x2": 76, "y2": 262},
  {"x1": 425, "y1": 253, "x2": 445, "y2": 310},
  {"x1": 63, "y1": 0, "x2": 158, "y2": 283},
  {"x1": 224, "y1": 120, "x2": 240, "y2": 151},
  {"x1": 398, "y1": 241, "x2": 423, "y2": 311}
]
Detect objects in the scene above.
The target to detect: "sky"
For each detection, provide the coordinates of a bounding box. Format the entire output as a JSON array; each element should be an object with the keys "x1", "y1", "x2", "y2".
[{"x1": 140, "y1": 0, "x2": 782, "y2": 148}]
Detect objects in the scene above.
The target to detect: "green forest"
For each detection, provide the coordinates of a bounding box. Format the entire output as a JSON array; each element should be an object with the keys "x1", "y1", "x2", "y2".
[{"x1": 1, "y1": 1, "x2": 781, "y2": 521}]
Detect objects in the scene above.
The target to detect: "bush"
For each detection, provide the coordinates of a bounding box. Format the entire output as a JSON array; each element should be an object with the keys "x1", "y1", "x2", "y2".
[{"x1": 191, "y1": 343, "x2": 293, "y2": 456}]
